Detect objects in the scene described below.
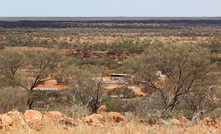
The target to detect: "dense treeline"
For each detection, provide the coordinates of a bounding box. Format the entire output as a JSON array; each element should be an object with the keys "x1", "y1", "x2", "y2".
[
  {"x1": 1, "y1": 19, "x2": 221, "y2": 29},
  {"x1": 1, "y1": 18, "x2": 221, "y2": 48}
]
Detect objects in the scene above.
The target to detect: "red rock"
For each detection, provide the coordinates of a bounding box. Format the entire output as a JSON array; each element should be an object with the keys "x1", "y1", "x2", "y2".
[
  {"x1": 179, "y1": 116, "x2": 189, "y2": 124},
  {"x1": 6, "y1": 109, "x2": 26, "y2": 126},
  {"x1": 203, "y1": 117, "x2": 217, "y2": 125},
  {"x1": 172, "y1": 119, "x2": 180, "y2": 125},
  {"x1": 24, "y1": 110, "x2": 42, "y2": 123},
  {"x1": 44, "y1": 111, "x2": 66, "y2": 122},
  {"x1": 24, "y1": 110, "x2": 43, "y2": 131},
  {"x1": 83, "y1": 114, "x2": 103, "y2": 125},
  {"x1": 43, "y1": 111, "x2": 75, "y2": 126},
  {"x1": 213, "y1": 124, "x2": 219, "y2": 128},
  {"x1": 0, "y1": 114, "x2": 14, "y2": 127},
  {"x1": 0, "y1": 114, "x2": 14, "y2": 131},
  {"x1": 0, "y1": 109, "x2": 27, "y2": 132},
  {"x1": 108, "y1": 112, "x2": 125, "y2": 122}
]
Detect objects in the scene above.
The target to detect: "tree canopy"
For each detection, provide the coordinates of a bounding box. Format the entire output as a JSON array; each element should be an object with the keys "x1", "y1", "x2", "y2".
[
  {"x1": 121, "y1": 43, "x2": 218, "y2": 114},
  {"x1": 0, "y1": 48, "x2": 66, "y2": 109}
]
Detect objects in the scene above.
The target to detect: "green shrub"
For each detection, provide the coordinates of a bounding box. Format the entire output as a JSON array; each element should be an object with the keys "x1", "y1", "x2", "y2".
[
  {"x1": 102, "y1": 96, "x2": 115, "y2": 111},
  {"x1": 0, "y1": 89, "x2": 28, "y2": 113},
  {"x1": 9, "y1": 37, "x2": 20, "y2": 44},
  {"x1": 161, "y1": 110, "x2": 183, "y2": 119}
]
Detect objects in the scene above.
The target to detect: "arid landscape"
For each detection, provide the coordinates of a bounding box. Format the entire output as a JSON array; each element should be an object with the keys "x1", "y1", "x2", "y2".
[{"x1": 1, "y1": 17, "x2": 221, "y2": 133}]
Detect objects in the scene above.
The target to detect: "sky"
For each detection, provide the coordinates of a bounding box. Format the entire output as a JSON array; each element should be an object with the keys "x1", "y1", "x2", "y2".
[{"x1": 0, "y1": 0, "x2": 221, "y2": 17}]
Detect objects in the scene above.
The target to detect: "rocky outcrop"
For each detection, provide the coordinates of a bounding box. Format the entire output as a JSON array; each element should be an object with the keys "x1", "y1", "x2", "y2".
[
  {"x1": 0, "y1": 109, "x2": 128, "y2": 132},
  {"x1": 0, "y1": 109, "x2": 28, "y2": 132},
  {"x1": 24, "y1": 110, "x2": 43, "y2": 131},
  {"x1": 172, "y1": 116, "x2": 190, "y2": 125},
  {"x1": 0, "y1": 109, "x2": 76, "y2": 132},
  {"x1": 83, "y1": 112, "x2": 126, "y2": 125},
  {"x1": 43, "y1": 111, "x2": 75, "y2": 126},
  {"x1": 0, "y1": 114, "x2": 14, "y2": 131},
  {"x1": 83, "y1": 114, "x2": 103, "y2": 125},
  {"x1": 203, "y1": 117, "x2": 218, "y2": 125},
  {"x1": 108, "y1": 112, "x2": 126, "y2": 122},
  {"x1": 5, "y1": 109, "x2": 26, "y2": 126},
  {"x1": 5, "y1": 109, "x2": 221, "y2": 133}
]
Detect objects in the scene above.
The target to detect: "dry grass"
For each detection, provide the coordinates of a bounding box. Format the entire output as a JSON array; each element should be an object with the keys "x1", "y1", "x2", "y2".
[{"x1": 1, "y1": 119, "x2": 221, "y2": 134}]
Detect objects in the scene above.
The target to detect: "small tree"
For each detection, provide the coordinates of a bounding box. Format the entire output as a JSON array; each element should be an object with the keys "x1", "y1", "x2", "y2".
[
  {"x1": 0, "y1": 49, "x2": 27, "y2": 87},
  {"x1": 21, "y1": 49, "x2": 65, "y2": 109},
  {"x1": 121, "y1": 43, "x2": 218, "y2": 114},
  {"x1": 9, "y1": 37, "x2": 20, "y2": 44},
  {"x1": 65, "y1": 64, "x2": 105, "y2": 114},
  {"x1": 108, "y1": 86, "x2": 136, "y2": 98},
  {"x1": 185, "y1": 86, "x2": 221, "y2": 120},
  {"x1": 0, "y1": 89, "x2": 28, "y2": 113},
  {"x1": 141, "y1": 85, "x2": 156, "y2": 95},
  {"x1": 0, "y1": 49, "x2": 66, "y2": 109}
]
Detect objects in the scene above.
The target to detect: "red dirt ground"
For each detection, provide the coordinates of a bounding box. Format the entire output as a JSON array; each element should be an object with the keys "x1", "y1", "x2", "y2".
[
  {"x1": 36, "y1": 80, "x2": 67, "y2": 91},
  {"x1": 36, "y1": 79, "x2": 145, "y2": 95}
]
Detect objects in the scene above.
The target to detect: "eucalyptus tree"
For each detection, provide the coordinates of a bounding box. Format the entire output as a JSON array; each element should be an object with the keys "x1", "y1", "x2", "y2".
[
  {"x1": 0, "y1": 49, "x2": 27, "y2": 87},
  {"x1": 121, "y1": 43, "x2": 218, "y2": 114},
  {"x1": 0, "y1": 48, "x2": 66, "y2": 109},
  {"x1": 22, "y1": 49, "x2": 66, "y2": 109},
  {"x1": 64, "y1": 63, "x2": 105, "y2": 114}
]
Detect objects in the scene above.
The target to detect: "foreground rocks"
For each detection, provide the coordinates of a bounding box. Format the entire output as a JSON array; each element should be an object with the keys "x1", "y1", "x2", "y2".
[
  {"x1": 1, "y1": 109, "x2": 221, "y2": 133},
  {"x1": 0, "y1": 109, "x2": 126, "y2": 132},
  {"x1": 0, "y1": 109, "x2": 76, "y2": 132},
  {"x1": 83, "y1": 114, "x2": 103, "y2": 125},
  {"x1": 43, "y1": 111, "x2": 75, "y2": 126},
  {"x1": 24, "y1": 110, "x2": 43, "y2": 131},
  {"x1": 83, "y1": 112, "x2": 126, "y2": 126}
]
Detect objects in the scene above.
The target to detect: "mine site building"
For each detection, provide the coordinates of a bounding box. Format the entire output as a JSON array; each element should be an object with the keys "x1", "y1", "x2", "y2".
[{"x1": 110, "y1": 74, "x2": 131, "y2": 80}]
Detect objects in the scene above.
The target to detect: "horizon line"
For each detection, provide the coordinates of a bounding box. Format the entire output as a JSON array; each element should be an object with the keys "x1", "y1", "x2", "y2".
[{"x1": 1, "y1": 16, "x2": 221, "y2": 18}]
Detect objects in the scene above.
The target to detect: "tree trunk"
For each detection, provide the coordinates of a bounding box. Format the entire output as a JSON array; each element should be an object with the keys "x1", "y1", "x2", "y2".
[
  {"x1": 91, "y1": 101, "x2": 101, "y2": 114},
  {"x1": 27, "y1": 97, "x2": 34, "y2": 109},
  {"x1": 165, "y1": 95, "x2": 179, "y2": 112},
  {"x1": 91, "y1": 106, "x2": 98, "y2": 114},
  {"x1": 192, "y1": 110, "x2": 204, "y2": 122},
  {"x1": 27, "y1": 90, "x2": 34, "y2": 109}
]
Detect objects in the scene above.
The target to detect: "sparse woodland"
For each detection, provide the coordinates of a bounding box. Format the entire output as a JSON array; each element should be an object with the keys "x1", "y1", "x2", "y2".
[{"x1": 1, "y1": 18, "x2": 221, "y2": 133}]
